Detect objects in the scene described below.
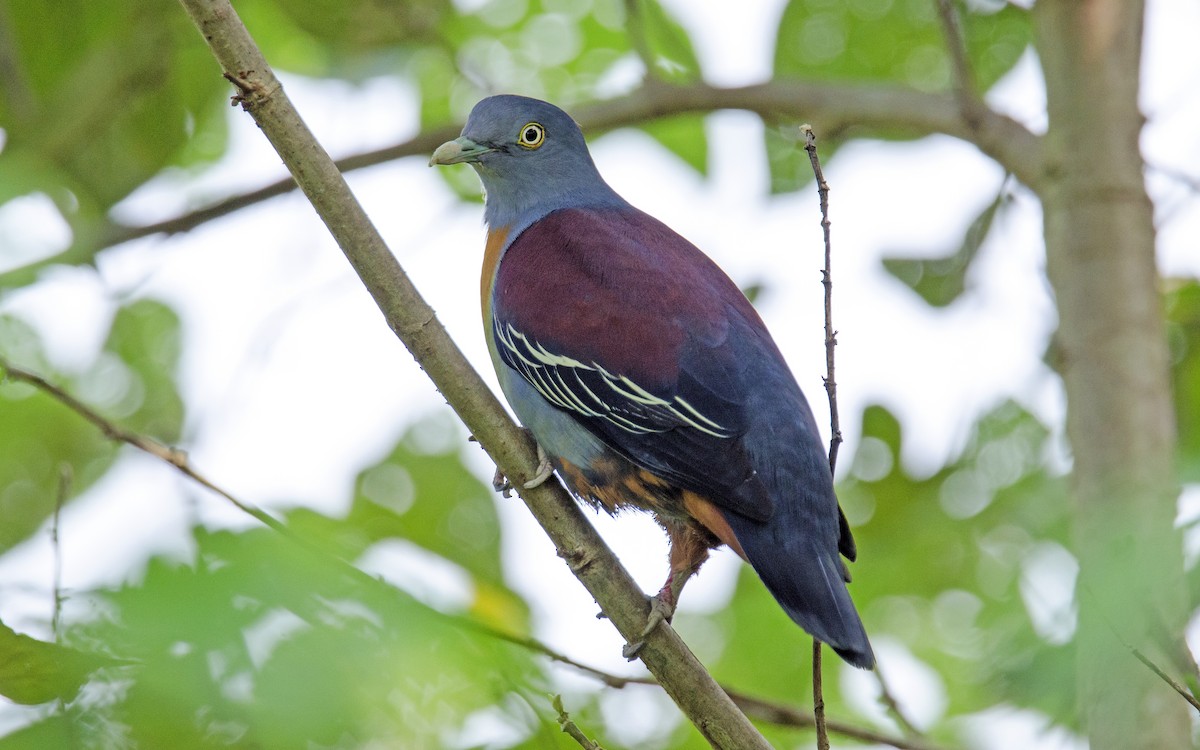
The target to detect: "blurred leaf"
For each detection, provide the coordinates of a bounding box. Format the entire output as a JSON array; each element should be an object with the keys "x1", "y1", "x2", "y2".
[
  {"x1": 0, "y1": 0, "x2": 229, "y2": 216},
  {"x1": 838, "y1": 401, "x2": 1074, "y2": 721},
  {"x1": 245, "y1": 0, "x2": 448, "y2": 73},
  {"x1": 882, "y1": 189, "x2": 1005, "y2": 307},
  {"x1": 0, "y1": 300, "x2": 182, "y2": 552},
  {"x1": 346, "y1": 413, "x2": 530, "y2": 630},
  {"x1": 640, "y1": 114, "x2": 708, "y2": 176},
  {"x1": 774, "y1": 0, "x2": 1029, "y2": 88},
  {"x1": 0, "y1": 714, "x2": 76, "y2": 749},
  {"x1": 0, "y1": 619, "x2": 120, "y2": 705},
  {"x1": 767, "y1": 0, "x2": 1031, "y2": 191},
  {"x1": 422, "y1": 0, "x2": 708, "y2": 199},
  {"x1": 100, "y1": 299, "x2": 184, "y2": 442},
  {"x1": 1166, "y1": 280, "x2": 1200, "y2": 482},
  {"x1": 635, "y1": 0, "x2": 702, "y2": 83},
  {"x1": 73, "y1": 515, "x2": 540, "y2": 748}
]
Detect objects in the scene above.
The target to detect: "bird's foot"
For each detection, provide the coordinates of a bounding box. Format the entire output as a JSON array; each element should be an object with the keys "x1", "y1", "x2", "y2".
[
  {"x1": 621, "y1": 594, "x2": 676, "y2": 660},
  {"x1": 491, "y1": 441, "x2": 553, "y2": 496},
  {"x1": 523, "y1": 442, "x2": 554, "y2": 489}
]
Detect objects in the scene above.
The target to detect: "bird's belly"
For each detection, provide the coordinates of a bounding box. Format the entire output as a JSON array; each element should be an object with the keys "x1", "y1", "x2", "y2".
[{"x1": 555, "y1": 450, "x2": 684, "y2": 518}]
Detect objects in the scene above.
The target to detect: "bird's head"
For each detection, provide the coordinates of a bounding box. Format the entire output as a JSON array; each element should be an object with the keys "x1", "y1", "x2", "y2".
[{"x1": 430, "y1": 95, "x2": 623, "y2": 228}]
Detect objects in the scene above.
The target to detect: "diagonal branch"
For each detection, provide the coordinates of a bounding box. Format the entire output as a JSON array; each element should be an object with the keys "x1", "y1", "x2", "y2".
[
  {"x1": 3, "y1": 356, "x2": 953, "y2": 750},
  {"x1": 173, "y1": 1, "x2": 771, "y2": 748},
  {"x1": 0, "y1": 77, "x2": 1044, "y2": 290}
]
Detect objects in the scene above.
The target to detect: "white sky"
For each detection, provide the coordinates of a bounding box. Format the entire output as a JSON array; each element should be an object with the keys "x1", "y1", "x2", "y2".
[{"x1": 1, "y1": 0, "x2": 1198, "y2": 745}]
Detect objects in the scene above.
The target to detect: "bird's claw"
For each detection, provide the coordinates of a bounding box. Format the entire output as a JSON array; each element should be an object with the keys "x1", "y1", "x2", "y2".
[
  {"x1": 491, "y1": 441, "x2": 552, "y2": 496},
  {"x1": 621, "y1": 595, "x2": 676, "y2": 660},
  {"x1": 491, "y1": 468, "x2": 514, "y2": 497},
  {"x1": 522, "y1": 443, "x2": 554, "y2": 489}
]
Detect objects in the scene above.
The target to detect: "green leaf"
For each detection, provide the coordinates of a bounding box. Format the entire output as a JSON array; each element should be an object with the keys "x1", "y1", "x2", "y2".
[
  {"x1": 0, "y1": 300, "x2": 183, "y2": 552},
  {"x1": 0, "y1": 714, "x2": 77, "y2": 749},
  {"x1": 0, "y1": 619, "x2": 119, "y2": 706},
  {"x1": 774, "y1": 0, "x2": 1028, "y2": 89},
  {"x1": 75, "y1": 515, "x2": 540, "y2": 747},
  {"x1": 100, "y1": 299, "x2": 184, "y2": 442},
  {"x1": 1166, "y1": 281, "x2": 1200, "y2": 482},
  {"x1": 839, "y1": 401, "x2": 1073, "y2": 721},
  {"x1": 767, "y1": 0, "x2": 1031, "y2": 191},
  {"x1": 881, "y1": 189, "x2": 1006, "y2": 307},
  {"x1": 347, "y1": 413, "x2": 530, "y2": 630},
  {"x1": 635, "y1": 0, "x2": 702, "y2": 83},
  {"x1": 0, "y1": 317, "x2": 115, "y2": 552},
  {"x1": 0, "y1": 0, "x2": 229, "y2": 214}
]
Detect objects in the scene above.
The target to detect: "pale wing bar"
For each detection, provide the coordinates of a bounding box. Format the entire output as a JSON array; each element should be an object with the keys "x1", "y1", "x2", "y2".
[{"x1": 495, "y1": 321, "x2": 735, "y2": 439}]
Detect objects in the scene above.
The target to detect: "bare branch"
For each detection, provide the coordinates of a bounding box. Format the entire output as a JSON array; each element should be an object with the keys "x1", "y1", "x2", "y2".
[
  {"x1": 802, "y1": 123, "x2": 835, "y2": 750},
  {"x1": 0, "y1": 77, "x2": 1043, "y2": 291},
  {"x1": 171, "y1": 1, "x2": 775, "y2": 747}
]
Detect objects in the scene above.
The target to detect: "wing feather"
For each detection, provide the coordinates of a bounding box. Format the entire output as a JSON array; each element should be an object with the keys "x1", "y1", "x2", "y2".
[{"x1": 490, "y1": 206, "x2": 785, "y2": 522}]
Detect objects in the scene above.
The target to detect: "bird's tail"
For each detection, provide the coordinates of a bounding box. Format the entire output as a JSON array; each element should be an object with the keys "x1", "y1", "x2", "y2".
[{"x1": 724, "y1": 511, "x2": 874, "y2": 669}]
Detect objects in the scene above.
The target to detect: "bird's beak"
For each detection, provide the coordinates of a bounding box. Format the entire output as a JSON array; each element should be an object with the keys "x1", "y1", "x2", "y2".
[{"x1": 429, "y1": 136, "x2": 494, "y2": 166}]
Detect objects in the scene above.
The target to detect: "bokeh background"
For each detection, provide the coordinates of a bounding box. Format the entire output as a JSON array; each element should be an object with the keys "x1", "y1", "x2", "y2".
[{"x1": 1, "y1": 0, "x2": 1199, "y2": 747}]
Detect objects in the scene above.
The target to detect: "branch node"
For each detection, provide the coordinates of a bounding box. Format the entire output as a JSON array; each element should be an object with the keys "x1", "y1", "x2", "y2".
[
  {"x1": 558, "y1": 545, "x2": 598, "y2": 576},
  {"x1": 222, "y1": 69, "x2": 279, "y2": 110}
]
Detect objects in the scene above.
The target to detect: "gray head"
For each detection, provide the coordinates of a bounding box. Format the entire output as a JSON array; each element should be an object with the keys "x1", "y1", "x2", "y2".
[{"x1": 429, "y1": 95, "x2": 625, "y2": 229}]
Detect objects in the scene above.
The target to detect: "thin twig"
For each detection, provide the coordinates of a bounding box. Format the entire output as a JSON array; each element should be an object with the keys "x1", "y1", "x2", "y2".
[
  {"x1": 803, "y1": 126, "x2": 926, "y2": 741},
  {"x1": 622, "y1": 0, "x2": 659, "y2": 83},
  {"x1": 0, "y1": 357, "x2": 290, "y2": 539},
  {"x1": 51, "y1": 464, "x2": 71, "y2": 640},
  {"x1": 803, "y1": 125, "x2": 840, "y2": 474},
  {"x1": 875, "y1": 661, "x2": 924, "y2": 738},
  {"x1": 1128, "y1": 644, "x2": 1200, "y2": 714},
  {"x1": 803, "y1": 123, "x2": 834, "y2": 750},
  {"x1": 723, "y1": 688, "x2": 953, "y2": 750},
  {"x1": 933, "y1": 0, "x2": 984, "y2": 130},
  {"x1": 1084, "y1": 583, "x2": 1200, "y2": 715},
  {"x1": 467, "y1": 624, "x2": 656, "y2": 690},
  {"x1": 552, "y1": 695, "x2": 606, "y2": 750},
  {"x1": 812, "y1": 639, "x2": 829, "y2": 750}
]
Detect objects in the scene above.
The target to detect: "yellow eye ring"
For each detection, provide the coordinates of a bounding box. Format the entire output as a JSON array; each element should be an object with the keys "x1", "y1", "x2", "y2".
[{"x1": 517, "y1": 122, "x2": 546, "y2": 149}]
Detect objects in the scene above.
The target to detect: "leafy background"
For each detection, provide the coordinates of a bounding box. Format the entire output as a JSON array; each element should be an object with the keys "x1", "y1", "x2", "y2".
[{"x1": 1, "y1": 0, "x2": 1198, "y2": 748}]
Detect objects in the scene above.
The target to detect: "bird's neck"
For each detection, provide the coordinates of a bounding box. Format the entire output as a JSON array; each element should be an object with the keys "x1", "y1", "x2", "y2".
[{"x1": 479, "y1": 176, "x2": 627, "y2": 239}]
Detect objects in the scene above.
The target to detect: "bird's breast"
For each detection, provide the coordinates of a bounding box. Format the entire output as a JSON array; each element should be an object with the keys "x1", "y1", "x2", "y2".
[{"x1": 481, "y1": 225, "x2": 510, "y2": 328}]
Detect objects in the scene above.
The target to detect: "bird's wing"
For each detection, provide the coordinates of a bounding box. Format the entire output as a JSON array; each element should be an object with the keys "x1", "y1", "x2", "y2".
[{"x1": 490, "y1": 206, "x2": 789, "y2": 522}]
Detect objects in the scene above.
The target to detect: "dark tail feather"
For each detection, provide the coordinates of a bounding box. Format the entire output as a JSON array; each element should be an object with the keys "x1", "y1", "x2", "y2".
[{"x1": 725, "y1": 512, "x2": 874, "y2": 669}]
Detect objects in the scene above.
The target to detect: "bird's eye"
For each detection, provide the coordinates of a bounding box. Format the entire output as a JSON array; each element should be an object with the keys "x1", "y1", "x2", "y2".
[{"x1": 517, "y1": 122, "x2": 545, "y2": 149}]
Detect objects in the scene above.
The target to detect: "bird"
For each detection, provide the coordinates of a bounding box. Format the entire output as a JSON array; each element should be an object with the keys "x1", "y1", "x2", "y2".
[{"x1": 430, "y1": 94, "x2": 873, "y2": 669}]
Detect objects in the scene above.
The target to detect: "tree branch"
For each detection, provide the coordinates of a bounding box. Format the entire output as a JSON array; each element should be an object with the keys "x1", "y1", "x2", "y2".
[
  {"x1": 172, "y1": 1, "x2": 772, "y2": 747},
  {"x1": 0, "y1": 76, "x2": 1043, "y2": 290},
  {"x1": 3, "y1": 356, "x2": 954, "y2": 750}
]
